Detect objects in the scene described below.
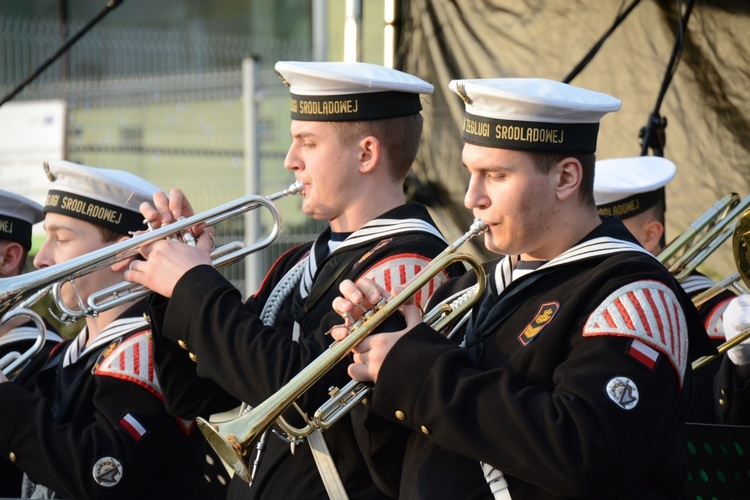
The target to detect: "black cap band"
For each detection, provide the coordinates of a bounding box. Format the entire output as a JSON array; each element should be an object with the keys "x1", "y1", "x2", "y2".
[
  {"x1": 597, "y1": 187, "x2": 665, "y2": 219},
  {"x1": 44, "y1": 190, "x2": 146, "y2": 234},
  {"x1": 0, "y1": 214, "x2": 32, "y2": 249},
  {"x1": 290, "y1": 91, "x2": 422, "y2": 121},
  {"x1": 462, "y1": 112, "x2": 600, "y2": 152}
]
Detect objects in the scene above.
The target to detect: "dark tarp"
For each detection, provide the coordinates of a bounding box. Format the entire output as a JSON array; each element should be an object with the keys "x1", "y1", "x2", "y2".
[{"x1": 399, "y1": 0, "x2": 750, "y2": 279}]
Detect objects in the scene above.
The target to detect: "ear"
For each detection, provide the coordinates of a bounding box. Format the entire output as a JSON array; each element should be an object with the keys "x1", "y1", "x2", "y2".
[
  {"x1": 357, "y1": 135, "x2": 381, "y2": 174},
  {"x1": 555, "y1": 157, "x2": 583, "y2": 201},
  {"x1": 641, "y1": 219, "x2": 665, "y2": 254},
  {"x1": 110, "y1": 235, "x2": 136, "y2": 273},
  {"x1": 0, "y1": 242, "x2": 25, "y2": 276}
]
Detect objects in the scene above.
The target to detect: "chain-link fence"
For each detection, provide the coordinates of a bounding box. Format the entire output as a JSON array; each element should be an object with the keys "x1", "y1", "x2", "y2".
[{"x1": 1, "y1": 19, "x2": 327, "y2": 330}]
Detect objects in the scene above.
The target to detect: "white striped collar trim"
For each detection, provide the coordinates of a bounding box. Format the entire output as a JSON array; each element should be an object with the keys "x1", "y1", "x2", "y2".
[
  {"x1": 337, "y1": 218, "x2": 446, "y2": 250},
  {"x1": 63, "y1": 317, "x2": 148, "y2": 367},
  {"x1": 679, "y1": 274, "x2": 716, "y2": 295},
  {"x1": 301, "y1": 218, "x2": 444, "y2": 299},
  {"x1": 494, "y1": 237, "x2": 651, "y2": 293},
  {"x1": 0, "y1": 327, "x2": 62, "y2": 347}
]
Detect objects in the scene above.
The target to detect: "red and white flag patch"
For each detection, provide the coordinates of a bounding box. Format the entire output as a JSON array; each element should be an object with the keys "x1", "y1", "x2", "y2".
[
  {"x1": 628, "y1": 339, "x2": 660, "y2": 370},
  {"x1": 583, "y1": 280, "x2": 688, "y2": 386},
  {"x1": 118, "y1": 412, "x2": 148, "y2": 441},
  {"x1": 362, "y1": 254, "x2": 449, "y2": 309}
]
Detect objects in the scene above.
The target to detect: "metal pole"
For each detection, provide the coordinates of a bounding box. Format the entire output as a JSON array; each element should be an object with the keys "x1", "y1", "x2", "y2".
[
  {"x1": 243, "y1": 56, "x2": 261, "y2": 297},
  {"x1": 344, "y1": 0, "x2": 362, "y2": 62},
  {"x1": 312, "y1": 0, "x2": 328, "y2": 62}
]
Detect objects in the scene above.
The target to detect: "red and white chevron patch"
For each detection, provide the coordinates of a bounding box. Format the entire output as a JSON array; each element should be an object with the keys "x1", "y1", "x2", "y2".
[
  {"x1": 361, "y1": 254, "x2": 449, "y2": 309},
  {"x1": 704, "y1": 298, "x2": 732, "y2": 341},
  {"x1": 94, "y1": 331, "x2": 163, "y2": 399},
  {"x1": 583, "y1": 280, "x2": 688, "y2": 387}
]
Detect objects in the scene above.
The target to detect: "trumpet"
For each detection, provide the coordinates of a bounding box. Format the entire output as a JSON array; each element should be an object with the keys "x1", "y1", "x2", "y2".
[
  {"x1": 691, "y1": 204, "x2": 750, "y2": 370},
  {"x1": 197, "y1": 219, "x2": 489, "y2": 482},
  {"x1": 0, "y1": 181, "x2": 303, "y2": 321},
  {"x1": 313, "y1": 283, "x2": 481, "y2": 431},
  {"x1": 0, "y1": 287, "x2": 50, "y2": 378},
  {"x1": 658, "y1": 193, "x2": 750, "y2": 282}
]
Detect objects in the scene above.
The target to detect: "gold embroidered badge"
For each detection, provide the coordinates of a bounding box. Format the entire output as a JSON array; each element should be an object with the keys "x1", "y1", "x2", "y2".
[
  {"x1": 92, "y1": 339, "x2": 122, "y2": 373},
  {"x1": 518, "y1": 302, "x2": 560, "y2": 346}
]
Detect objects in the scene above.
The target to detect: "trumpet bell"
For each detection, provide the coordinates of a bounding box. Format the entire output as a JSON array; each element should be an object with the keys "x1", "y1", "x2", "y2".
[
  {"x1": 733, "y1": 206, "x2": 750, "y2": 290},
  {"x1": 197, "y1": 417, "x2": 259, "y2": 482}
]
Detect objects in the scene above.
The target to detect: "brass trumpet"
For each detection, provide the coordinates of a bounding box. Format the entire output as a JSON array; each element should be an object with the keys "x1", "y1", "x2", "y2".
[
  {"x1": 691, "y1": 205, "x2": 750, "y2": 370},
  {"x1": 658, "y1": 193, "x2": 750, "y2": 282},
  {"x1": 0, "y1": 181, "x2": 303, "y2": 322},
  {"x1": 197, "y1": 219, "x2": 489, "y2": 482}
]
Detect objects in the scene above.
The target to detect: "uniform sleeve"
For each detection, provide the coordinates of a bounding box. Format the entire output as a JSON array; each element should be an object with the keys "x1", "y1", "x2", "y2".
[
  {"x1": 369, "y1": 279, "x2": 693, "y2": 497},
  {"x1": 156, "y1": 235, "x2": 454, "y2": 413},
  {"x1": 688, "y1": 289, "x2": 735, "y2": 423},
  {"x1": 714, "y1": 355, "x2": 750, "y2": 424},
  {"x1": 149, "y1": 290, "x2": 239, "y2": 420},
  {"x1": 0, "y1": 334, "x2": 204, "y2": 499}
]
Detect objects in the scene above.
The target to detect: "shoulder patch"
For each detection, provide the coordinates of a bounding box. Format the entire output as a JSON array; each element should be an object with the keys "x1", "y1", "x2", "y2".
[
  {"x1": 361, "y1": 253, "x2": 449, "y2": 309},
  {"x1": 94, "y1": 331, "x2": 163, "y2": 399},
  {"x1": 583, "y1": 280, "x2": 688, "y2": 387},
  {"x1": 704, "y1": 298, "x2": 733, "y2": 341},
  {"x1": 92, "y1": 456, "x2": 123, "y2": 487}
]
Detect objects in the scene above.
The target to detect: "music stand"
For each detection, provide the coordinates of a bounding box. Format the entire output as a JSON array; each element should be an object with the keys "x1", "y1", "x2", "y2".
[{"x1": 681, "y1": 422, "x2": 750, "y2": 498}]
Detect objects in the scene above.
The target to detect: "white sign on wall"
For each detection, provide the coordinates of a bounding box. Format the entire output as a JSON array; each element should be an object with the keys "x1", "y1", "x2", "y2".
[{"x1": 0, "y1": 99, "x2": 67, "y2": 206}]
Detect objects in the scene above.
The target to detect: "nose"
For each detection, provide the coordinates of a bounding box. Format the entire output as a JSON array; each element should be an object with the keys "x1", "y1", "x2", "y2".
[
  {"x1": 284, "y1": 145, "x2": 302, "y2": 172},
  {"x1": 464, "y1": 175, "x2": 489, "y2": 210},
  {"x1": 33, "y1": 240, "x2": 52, "y2": 270}
]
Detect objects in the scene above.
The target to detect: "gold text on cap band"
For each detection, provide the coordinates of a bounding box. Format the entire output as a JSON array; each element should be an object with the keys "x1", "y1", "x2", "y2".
[
  {"x1": 290, "y1": 91, "x2": 422, "y2": 121},
  {"x1": 462, "y1": 112, "x2": 600, "y2": 152},
  {"x1": 0, "y1": 214, "x2": 33, "y2": 249},
  {"x1": 597, "y1": 188, "x2": 665, "y2": 219},
  {"x1": 45, "y1": 190, "x2": 147, "y2": 234}
]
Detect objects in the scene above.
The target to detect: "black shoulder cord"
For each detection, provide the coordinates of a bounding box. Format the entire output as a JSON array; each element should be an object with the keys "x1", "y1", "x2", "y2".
[
  {"x1": 639, "y1": 0, "x2": 697, "y2": 157},
  {"x1": 562, "y1": 0, "x2": 643, "y2": 84}
]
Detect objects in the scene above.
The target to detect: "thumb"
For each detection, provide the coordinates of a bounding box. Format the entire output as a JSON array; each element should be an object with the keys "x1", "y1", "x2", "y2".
[
  {"x1": 195, "y1": 228, "x2": 215, "y2": 252},
  {"x1": 399, "y1": 303, "x2": 423, "y2": 328}
]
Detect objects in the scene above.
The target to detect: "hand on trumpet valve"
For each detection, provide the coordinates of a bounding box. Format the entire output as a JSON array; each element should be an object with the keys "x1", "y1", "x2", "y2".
[
  {"x1": 331, "y1": 279, "x2": 422, "y2": 383},
  {"x1": 139, "y1": 188, "x2": 205, "y2": 239},
  {"x1": 722, "y1": 294, "x2": 750, "y2": 365},
  {"x1": 125, "y1": 227, "x2": 214, "y2": 299}
]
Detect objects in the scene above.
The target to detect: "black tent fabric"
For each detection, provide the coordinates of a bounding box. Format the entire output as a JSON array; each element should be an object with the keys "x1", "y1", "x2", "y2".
[{"x1": 399, "y1": 0, "x2": 750, "y2": 278}]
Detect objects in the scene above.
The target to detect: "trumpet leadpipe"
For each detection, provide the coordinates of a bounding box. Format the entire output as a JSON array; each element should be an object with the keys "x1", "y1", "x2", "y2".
[{"x1": 196, "y1": 218, "x2": 488, "y2": 482}]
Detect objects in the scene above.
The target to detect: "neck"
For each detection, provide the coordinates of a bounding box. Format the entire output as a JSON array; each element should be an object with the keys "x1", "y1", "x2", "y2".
[
  {"x1": 83, "y1": 303, "x2": 131, "y2": 346},
  {"x1": 522, "y1": 206, "x2": 601, "y2": 262},
  {"x1": 329, "y1": 182, "x2": 405, "y2": 233}
]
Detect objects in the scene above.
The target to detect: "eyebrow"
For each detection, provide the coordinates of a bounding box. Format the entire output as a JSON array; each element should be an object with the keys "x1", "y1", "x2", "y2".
[
  {"x1": 291, "y1": 130, "x2": 319, "y2": 140},
  {"x1": 42, "y1": 222, "x2": 75, "y2": 233}
]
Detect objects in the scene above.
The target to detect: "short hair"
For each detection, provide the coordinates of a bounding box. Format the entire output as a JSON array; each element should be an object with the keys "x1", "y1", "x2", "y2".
[
  {"x1": 330, "y1": 113, "x2": 424, "y2": 182},
  {"x1": 95, "y1": 225, "x2": 129, "y2": 244},
  {"x1": 528, "y1": 151, "x2": 596, "y2": 206}
]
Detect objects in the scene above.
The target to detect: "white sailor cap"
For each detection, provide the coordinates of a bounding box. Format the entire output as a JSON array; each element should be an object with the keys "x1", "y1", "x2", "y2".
[
  {"x1": 0, "y1": 189, "x2": 44, "y2": 250},
  {"x1": 42, "y1": 160, "x2": 160, "y2": 235},
  {"x1": 274, "y1": 61, "x2": 434, "y2": 121},
  {"x1": 594, "y1": 156, "x2": 676, "y2": 219},
  {"x1": 448, "y1": 78, "x2": 621, "y2": 153}
]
